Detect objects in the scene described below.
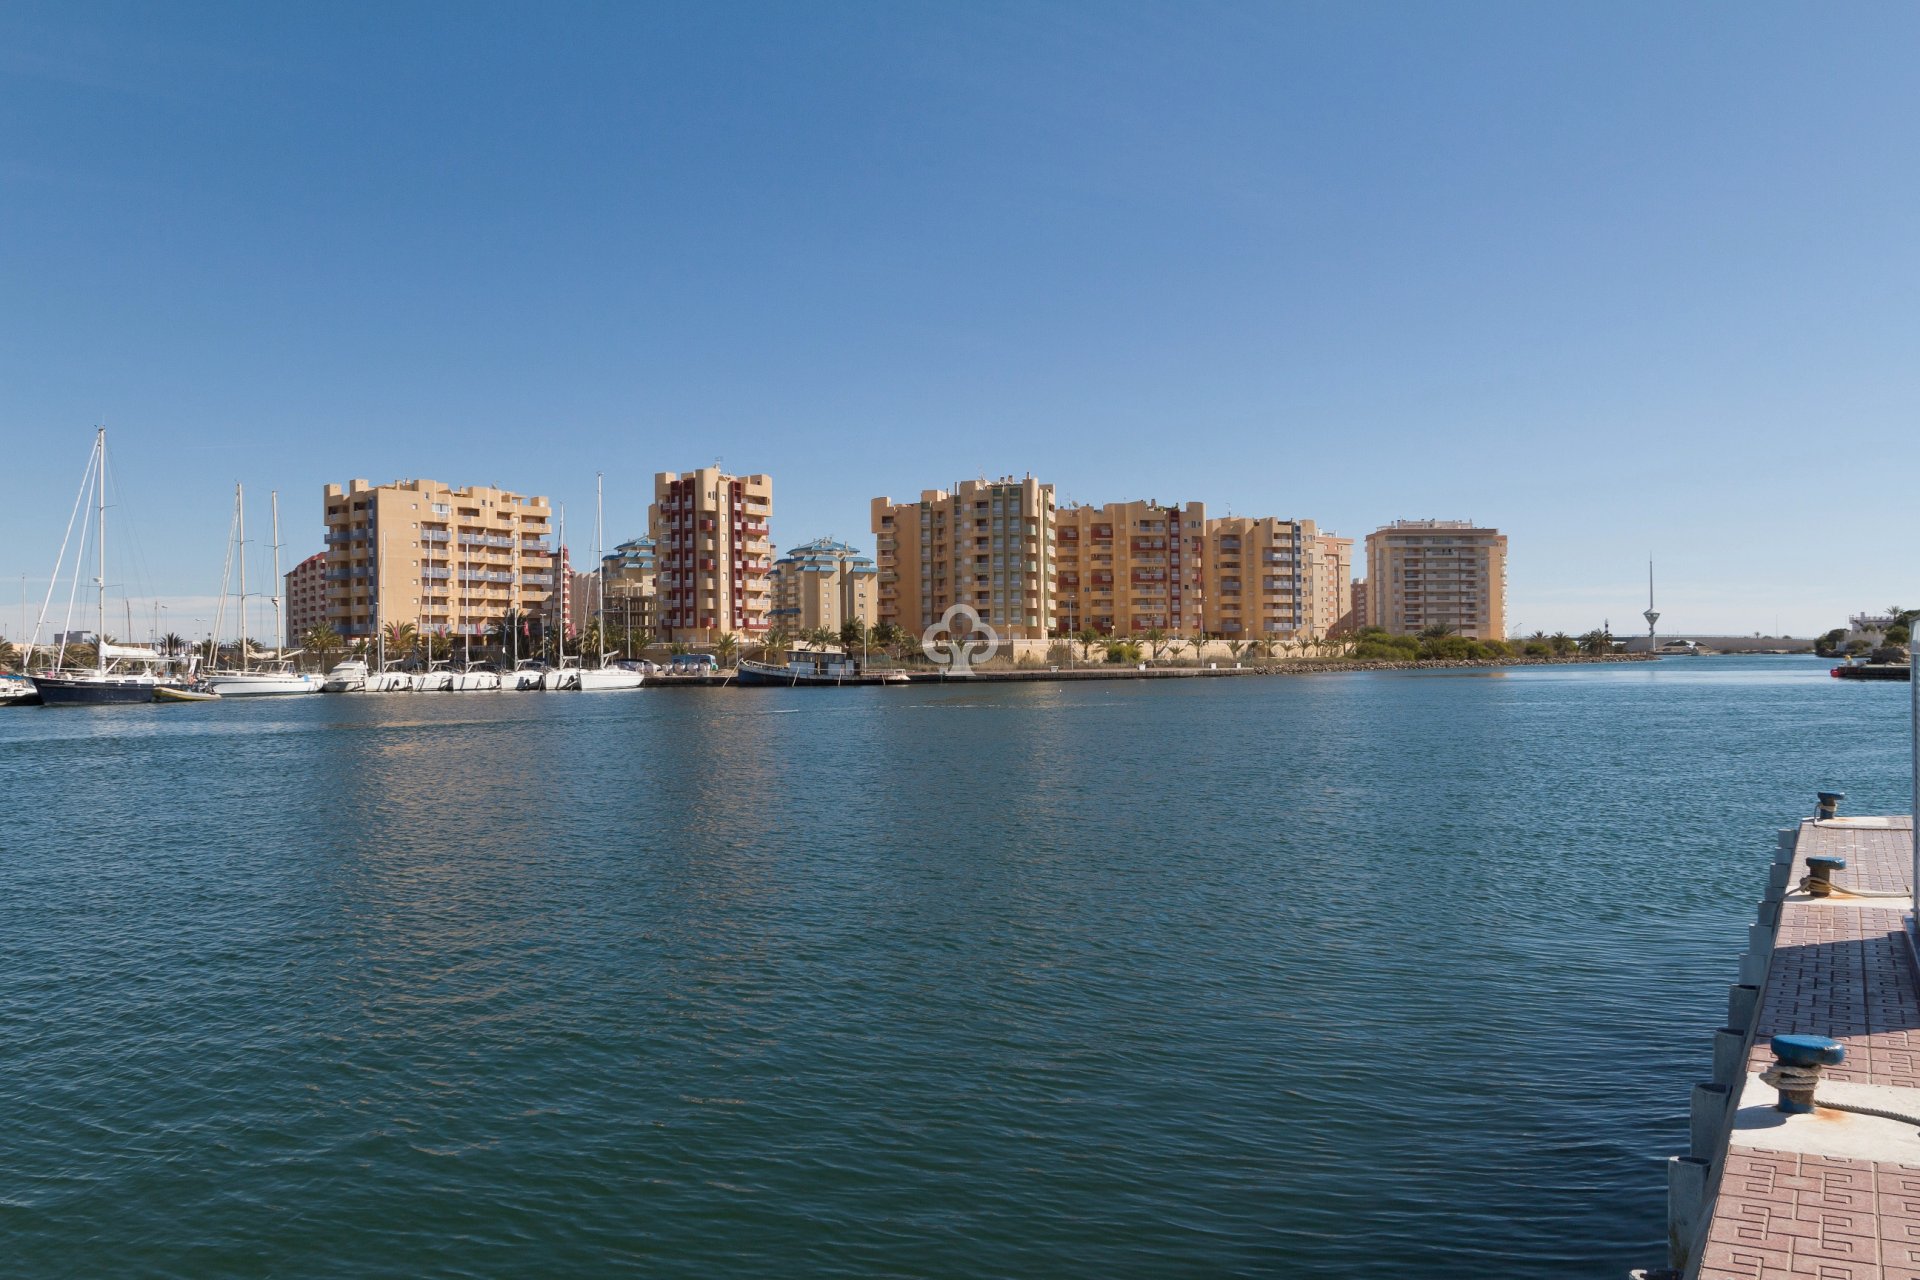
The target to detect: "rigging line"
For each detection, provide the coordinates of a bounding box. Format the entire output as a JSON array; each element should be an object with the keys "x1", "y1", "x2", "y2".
[
  {"x1": 57, "y1": 440, "x2": 103, "y2": 668},
  {"x1": 28, "y1": 436, "x2": 100, "y2": 665},
  {"x1": 101, "y1": 442, "x2": 163, "y2": 643}
]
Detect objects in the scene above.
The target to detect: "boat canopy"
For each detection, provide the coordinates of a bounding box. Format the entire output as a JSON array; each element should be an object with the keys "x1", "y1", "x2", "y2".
[{"x1": 99, "y1": 642, "x2": 165, "y2": 663}]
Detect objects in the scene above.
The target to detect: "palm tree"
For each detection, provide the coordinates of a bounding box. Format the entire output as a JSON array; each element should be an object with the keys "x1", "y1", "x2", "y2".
[
  {"x1": 1227, "y1": 638, "x2": 1247, "y2": 664},
  {"x1": 159, "y1": 631, "x2": 186, "y2": 657},
  {"x1": 1164, "y1": 635, "x2": 1187, "y2": 664},
  {"x1": 0, "y1": 635, "x2": 17, "y2": 670},
  {"x1": 713, "y1": 632, "x2": 740, "y2": 668},
  {"x1": 1075, "y1": 627, "x2": 1100, "y2": 666},
  {"x1": 383, "y1": 621, "x2": 418, "y2": 658},
  {"x1": 302, "y1": 624, "x2": 342, "y2": 671},
  {"x1": 839, "y1": 618, "x2": 867, "y2": 651},
  {"x1": 758, "y1": 625, "x2": 792, "y2": 662},
  {"x1": 1142, "y1": 627, "x2": 1165, "y2": 662}
]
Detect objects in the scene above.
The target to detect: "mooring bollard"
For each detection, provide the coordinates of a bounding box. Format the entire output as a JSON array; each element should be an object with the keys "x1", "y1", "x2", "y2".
[
  {"x1": 1760, "y1": 1034, "x2": 1845, "y2": 1113},
  {"x1": 1816, "y1": 791, "x2": 1845, "y2": 821},
  {"x1": 1806, "y1": 855, "x2": 1847, "y2": 898}
]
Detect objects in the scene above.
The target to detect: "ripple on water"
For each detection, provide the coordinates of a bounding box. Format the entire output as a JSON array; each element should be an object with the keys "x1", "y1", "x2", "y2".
[{"x1": 0, "y1": 657, "x2": 1906, "y2": 1277}]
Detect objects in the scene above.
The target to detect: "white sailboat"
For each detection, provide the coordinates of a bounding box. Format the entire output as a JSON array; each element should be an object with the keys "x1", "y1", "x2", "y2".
[
  {"x1": 202, "y1": 489, "x2": 319, "y2": 696},
  {"x1": 27, "y1": 428, "x2": 162, "y2": 705},
  {"x1": 575, "y1": 472, "x2": 643, "y2": 691}
]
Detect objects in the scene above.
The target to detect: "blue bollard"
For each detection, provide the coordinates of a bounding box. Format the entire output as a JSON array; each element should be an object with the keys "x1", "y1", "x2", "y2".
[
  {"x1": 1766, "y1": 1034, "x2": 1845, "y2": 1113},
  {"x1": 1817, "y1": 791, "x2": 1845, "y2": 820},
  {"x1": 1806, "y1": 855, "x2": 1848, "y2": 897}
]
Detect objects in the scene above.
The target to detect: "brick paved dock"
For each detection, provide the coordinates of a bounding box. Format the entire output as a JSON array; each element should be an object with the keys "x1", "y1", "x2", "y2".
[{"x1": 1673, "y1": 813, "x2": 1920, "y2": 1279}]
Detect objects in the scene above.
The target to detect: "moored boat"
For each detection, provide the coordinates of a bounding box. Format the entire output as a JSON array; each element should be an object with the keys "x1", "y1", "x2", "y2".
[
  {"x1": 202, "y1": 662, "x2": 320, "y2": 696},
  {"x1": 155, "y1": 683, "x2": 220, "y2": 703},
  {"x1": 322, "y1": 659, "x2": 370, "y2": 692}
]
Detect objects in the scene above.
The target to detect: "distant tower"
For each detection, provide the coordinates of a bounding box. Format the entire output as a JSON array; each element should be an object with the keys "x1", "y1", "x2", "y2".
[{"x1": 1643, "y1": 560, "x2": 1660, "y2": 653}]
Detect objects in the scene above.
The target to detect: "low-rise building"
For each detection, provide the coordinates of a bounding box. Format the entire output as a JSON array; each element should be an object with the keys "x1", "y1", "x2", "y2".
[
  {"x1": 769, "y1": 538, "x2": 877, "y2": 635},
  {"x1": 1363, "y1": 520, "x2": 1508, "y2": 638}
]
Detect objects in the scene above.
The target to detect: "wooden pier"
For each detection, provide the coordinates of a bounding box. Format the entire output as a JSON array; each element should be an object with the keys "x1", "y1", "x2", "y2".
[{"x1": 1665, "y1": 809, "x2": 1920, "y2": 1279}]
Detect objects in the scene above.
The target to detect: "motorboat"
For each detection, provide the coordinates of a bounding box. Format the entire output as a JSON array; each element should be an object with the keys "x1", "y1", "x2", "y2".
[
  {"x1": 0, "y1": 673, "x2": 42, "y2": 706},
  {"x1": 322, "y1": 659, "x2": 370, "y2": 692}
]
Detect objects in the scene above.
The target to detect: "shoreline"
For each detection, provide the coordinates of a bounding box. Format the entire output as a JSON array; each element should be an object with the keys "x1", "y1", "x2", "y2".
[
  {"x1": 893, "y1": 653, "x2": 1658, "y2": 683},
  {"x1": 632, "y1": 653, "x2": 1665, "y2": 688}
]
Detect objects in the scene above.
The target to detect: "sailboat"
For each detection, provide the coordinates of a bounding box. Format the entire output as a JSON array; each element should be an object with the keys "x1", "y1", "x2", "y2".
[
  {"x1": 201, "y1": 488, "x2": 320, "y2": 696},
  {"x1": 28, "y1": 428, "x2": 163, "y2": 705},
  {"x1": 575, "y1": 472, "x2": 644, "y2": 691}
]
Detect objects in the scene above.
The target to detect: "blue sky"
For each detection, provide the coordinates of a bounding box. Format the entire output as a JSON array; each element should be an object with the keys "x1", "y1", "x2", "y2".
[{"x1": 3, "y1": 2, "x2": 1914, "y2": 640}]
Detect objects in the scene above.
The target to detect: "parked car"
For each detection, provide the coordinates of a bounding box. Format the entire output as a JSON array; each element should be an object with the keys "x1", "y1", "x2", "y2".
[{"x1": 669, "y1": 653, "x2": 719, "y2": 673}]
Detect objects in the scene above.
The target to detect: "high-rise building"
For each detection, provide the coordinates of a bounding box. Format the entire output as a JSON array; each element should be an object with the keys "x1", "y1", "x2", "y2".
[
  {"x1": 600, "y1": 535, "x2": 658, "y2": 638},
  {"x1": 650, "y1": 468, "x2": 773, "y2": 642},
  {"x1": 1336, "y1": 578, "x2": 1368, "y2": 636},
  {"x1": 1200, "y1": 516, "x2": 1331, "y2": 643},
  {"x1": 1054, "y1": 499, "x2": 1206, "y2": 637},
  {"x1": 321, "y1": 478, "x2": 554, "y2": 643},
  {"x1": 283, "y1": 551, "x2": 328, "y2": 646},
  {"x1": 1307, "y1": 532, "x2": 1354, "y2": 638},
  {"x1": 1364, "y1": 520, "x2": 1508, "y2": 638},
  {"x1": 871, "y1": 476, "x2": 1055, "y2": 640},
  {"x1": 769, "y1": 538, "x2": 877, "y2": 635}
]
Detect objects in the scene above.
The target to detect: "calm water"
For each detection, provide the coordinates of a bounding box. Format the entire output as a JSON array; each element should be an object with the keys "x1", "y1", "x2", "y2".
[{"x1": 2, "y1": 656, "x2": 1911, "y2": 1278}]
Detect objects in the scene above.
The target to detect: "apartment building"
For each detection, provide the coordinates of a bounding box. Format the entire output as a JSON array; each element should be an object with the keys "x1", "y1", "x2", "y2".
[
  {"x1": 769, "y1": 537, "x2": 877, "y2": 635},
  {"x1": 1336, "y1": 578, "x2": 1368, "y2": 636},
  {"x1": 649, "y1": 468, "x2": 773, "y2": 643},
  {"x1": 283, "y1": 551, "x2": 327, "y2": 646},
  {"x1": 871, "y1": 476, "x2": 1055, "y2": 640},
  {"x1": 1308, "y1": 532, "x2": 1354, "y2": 638},
  {"x1": 321, "y1": 478, "x2": 555, "y2": 642},
  {"x1": 600, "y1": 535, "x2": 658, "y2": 637},
  {"x1": 1364, "y1": 520, "x2": 1508, "y2": 638},
  {"x1": 1054, "y1": 499, "x2": 1206, "y2": 636}
]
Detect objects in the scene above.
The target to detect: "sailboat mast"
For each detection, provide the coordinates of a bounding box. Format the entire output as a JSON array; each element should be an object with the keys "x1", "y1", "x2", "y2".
[
  {"x1": 94, "y1": 427, "x2": 106, "y2": 676},
  {"x1": 237, "y1": 483, "x2": 249, "y2": 673},
  {"x1": 271, "y1": 490, "x2": 283, "y2": 659},
  {"x1": 556, "y1": 505, "x2": 566, "y2": 665},
  {"x1": 596, "y1": 471, "x2": 606, "y2": 666}
]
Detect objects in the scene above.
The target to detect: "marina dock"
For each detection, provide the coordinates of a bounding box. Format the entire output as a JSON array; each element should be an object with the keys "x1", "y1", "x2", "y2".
[{"x1": 1664, "y1": 806, "x2": 1920, "y2": 1279}]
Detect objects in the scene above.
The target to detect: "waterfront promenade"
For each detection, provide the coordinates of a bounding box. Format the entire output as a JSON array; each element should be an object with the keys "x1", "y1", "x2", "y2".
[{"x1": 1680, "y1": 811, "x2": 1920, "y2": 1278}]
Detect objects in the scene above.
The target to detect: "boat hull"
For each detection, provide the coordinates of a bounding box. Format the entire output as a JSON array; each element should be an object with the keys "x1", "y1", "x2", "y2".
[
  {"x1": 203, "y1": 673, "x2": 321, "y2": 696},
  {"x1": 575, "y1": 667, "x2": 644, "y2": 691},
  {"x1": 30, "y1": 673, "x2": 157, "y2": 705}
]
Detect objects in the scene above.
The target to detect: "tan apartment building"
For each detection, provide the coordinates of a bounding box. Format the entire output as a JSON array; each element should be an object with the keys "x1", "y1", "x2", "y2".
[
  {"x1": 1308, "y1": 532, "x2": 1354, "y2": 638},
  {"x1": 600, "y1": 535, "x2": 658, "y2": 638},
  {"x1": 1364, "y1": 520, "x2": 1508, "y2": 638},
  {"x1": 322, "y1": 478, "x2": 555, "y2": 643},
  {"x1": 650, "y1": 468, "x2": 773, "y2": 642},
  {"x1": 1336, "y1": 578, "x2": 1368, "y2": 636},
  {"x1": 1180, "y1": 518, "x2": 1354, "y2": 645},
  {"x1": 769, "y1": 537, "x2": 877, "y2": 635},
  {"x1": 871, "y1": 476, "x2": 1055, "y2": 640},
  {"x1": 283, "y1": 551, "x2": 327, "y2": 646},
  {"x1": 1054, "y1": 499, "x2": 1206, "y2": 637}
]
